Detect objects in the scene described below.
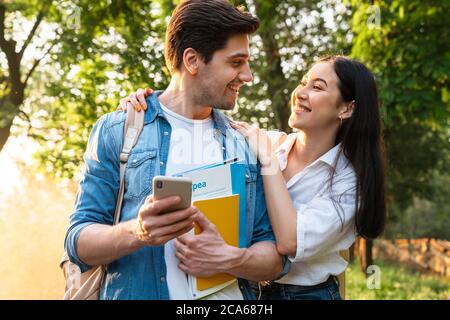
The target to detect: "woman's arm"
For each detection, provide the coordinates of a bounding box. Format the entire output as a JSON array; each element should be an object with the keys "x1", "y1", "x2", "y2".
[
  {"x1": 230, "y1": 121, "x2": 298, "y2": 256},
  {"x1": 261, "y1": 154, "x2": 298, "y2": 256}
]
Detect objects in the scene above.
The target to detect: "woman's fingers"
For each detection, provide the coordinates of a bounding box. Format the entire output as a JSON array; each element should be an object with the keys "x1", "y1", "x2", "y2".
[
  {"x1": 117, "y1": 97, "x2": 131, "y2": 112},
  {"x1": 136, "y1": 88, "x2": 148, "y2": 111},
  {"x1": 231, "y1": 120, "x2": 254, "y2": 132},
  {"x1": 230, "y1": 120, "x2": 249, "y2": 128},
  {"x1": 129, "y1": 93, "x2": 142, "y2": 111},
  {"x1": 230, "y1": 120, "x2": 257, "y2": 138},
  {"x1": 117, "y1": 88, "x2": 153, "y2": 112},
  {"x1": 145, "y1": 87, "x2": 153, "y2": 97},
  {"x1": 230, "y1": 120, "x2": 245, "y2": 132},
  {"x1": 128, "y1": 101, "x2": 138, "y2": 112}
]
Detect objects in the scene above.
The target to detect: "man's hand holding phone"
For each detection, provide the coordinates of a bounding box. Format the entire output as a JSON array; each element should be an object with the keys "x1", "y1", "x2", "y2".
[{"x1": 135, "y1": 194, "x2": 197, "y2": 246}]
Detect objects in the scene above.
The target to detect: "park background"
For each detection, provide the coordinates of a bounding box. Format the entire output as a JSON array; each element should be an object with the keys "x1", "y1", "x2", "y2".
[{"x1": 0, "y1": 0, "x2": 449, "y2": 299}]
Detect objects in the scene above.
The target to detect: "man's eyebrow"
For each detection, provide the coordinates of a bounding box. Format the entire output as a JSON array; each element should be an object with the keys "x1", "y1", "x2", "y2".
[
  {"x1": 312, "y1": 78, "x2": 328, "y2": 87},
  {"x1": 227, "y1": 53, "x2": 250, "y2": 59}
]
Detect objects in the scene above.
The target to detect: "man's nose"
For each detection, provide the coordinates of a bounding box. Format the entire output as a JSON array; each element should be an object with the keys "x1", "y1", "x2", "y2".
[{"x1": 239, "y1": 63, "x2": 253, "y2": 83}]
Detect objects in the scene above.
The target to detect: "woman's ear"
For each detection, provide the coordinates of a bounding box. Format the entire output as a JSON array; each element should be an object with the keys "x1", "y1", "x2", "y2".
[
  {"x1": 339, "y1": 100, "x2": 355, "y2": 120},
  {"x1": 183, "y1": 48, "x2": 200, "y2": 75}
]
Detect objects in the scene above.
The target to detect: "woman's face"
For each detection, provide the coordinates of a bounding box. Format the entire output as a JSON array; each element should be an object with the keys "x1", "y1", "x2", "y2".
[{"x1": 288, "y1": 61, "x2": 346, "y2": 132}]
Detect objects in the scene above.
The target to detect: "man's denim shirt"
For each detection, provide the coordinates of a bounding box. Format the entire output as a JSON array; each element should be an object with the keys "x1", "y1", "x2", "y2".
[{"x1": 65, "y1": 91, "x2": 289, "y2": 300}]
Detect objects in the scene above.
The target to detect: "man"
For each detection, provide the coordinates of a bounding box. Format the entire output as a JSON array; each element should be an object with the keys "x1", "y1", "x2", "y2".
[{"x1": 65, "y1": 0, "x2": 286, "y2": 300}]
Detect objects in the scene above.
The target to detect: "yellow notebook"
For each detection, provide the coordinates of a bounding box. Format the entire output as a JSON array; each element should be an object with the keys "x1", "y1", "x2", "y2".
[{"x1": 193, "y1": 194, "x2": 240, "y2": 291}]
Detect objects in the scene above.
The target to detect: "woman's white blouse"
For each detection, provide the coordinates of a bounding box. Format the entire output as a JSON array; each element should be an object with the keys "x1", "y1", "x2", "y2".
[{"x1": 267, "y1": 132, "x2": 358, "y2": 286}]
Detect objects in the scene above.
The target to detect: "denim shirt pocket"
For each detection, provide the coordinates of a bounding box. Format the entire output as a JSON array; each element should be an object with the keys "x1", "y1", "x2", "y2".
[{"x1": 125, "y1": 149, "x2": 157, "y2": 199}]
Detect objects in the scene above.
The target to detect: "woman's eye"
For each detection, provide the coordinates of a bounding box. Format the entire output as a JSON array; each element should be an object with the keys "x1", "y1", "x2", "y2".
[{"x1": 313, "y1": 85, "x2": 321, "y2": 90}]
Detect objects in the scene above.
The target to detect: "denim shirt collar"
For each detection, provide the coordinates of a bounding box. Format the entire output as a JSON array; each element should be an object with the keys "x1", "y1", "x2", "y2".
[
  {"x1": 145, "y1": 90, "x2": 231, "y2": 137},
  {"x1": 211, "y1": 108, "x2": 231, "y2": 138},
  {"x1": 144, "y1": 90, "x2": 165, "y2": 124}
]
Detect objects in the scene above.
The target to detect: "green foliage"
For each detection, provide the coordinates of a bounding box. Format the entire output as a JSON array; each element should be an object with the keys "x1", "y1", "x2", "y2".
[
  {"x1": 1, "y1": 0, "x2": 170, "y2": 178},
  {"x1": 351, "y1": 0, "x2": 449, "y2": 127},
  {"x1": 386, "y1": 172, "x2": 450, "y2": 239},
  {"x1": 346, "y1": 259, "x2": 450, "y2": 300},
  {"x1": 350, "y1": 0, "x2": 450, "y2": 228}
]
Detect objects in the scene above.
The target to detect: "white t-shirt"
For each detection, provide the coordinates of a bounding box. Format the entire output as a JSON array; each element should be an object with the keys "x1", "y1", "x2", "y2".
[
  {"x1": 267, "y1": 131, "x2": 357, "y2": 286},
  {"x1": 160, "y1": 103, "x2": 243, "y2": 300}
]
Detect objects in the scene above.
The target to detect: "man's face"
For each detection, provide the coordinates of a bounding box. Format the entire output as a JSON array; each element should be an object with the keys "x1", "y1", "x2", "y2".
[{"x1": 194, "y1": 34, "x2": 253, "y2": 110}]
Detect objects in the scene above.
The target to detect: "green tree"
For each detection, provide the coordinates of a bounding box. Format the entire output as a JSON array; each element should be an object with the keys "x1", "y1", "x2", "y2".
[
  {"x1": 350, "y1": 0, "x2": 450, "y2": 267},
  {"x1": 351, "y1": 0, "x2": 449, "y2": 219},
  {"x1": 0, "y1": 0, "x2": 52, "y2": 152},
  {"x1": 0, "y1": 0, "x2": 171, "y2": 177}
]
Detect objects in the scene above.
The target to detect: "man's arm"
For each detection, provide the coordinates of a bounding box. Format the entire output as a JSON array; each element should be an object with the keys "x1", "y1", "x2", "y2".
[
  {"x1": 65, "y1": 114, "x2": 195, "y2": 270},
  {"x1": 175, "y1": 212, "x2": 282, "y2": 282},
  {"x1": 77, "y1": 196, "x2": 197, "y2": 267},
  {"x1": 76, "y1": 221, "x2": 142, "y2": 267},
  {"x1": 226, "y1": 241, "x2": 282, "y2": 281}
]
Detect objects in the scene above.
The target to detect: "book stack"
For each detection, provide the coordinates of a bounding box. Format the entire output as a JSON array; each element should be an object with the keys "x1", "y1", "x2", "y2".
[{"x1": 175, "y1": 158, "x2": 247, "y2": 299}]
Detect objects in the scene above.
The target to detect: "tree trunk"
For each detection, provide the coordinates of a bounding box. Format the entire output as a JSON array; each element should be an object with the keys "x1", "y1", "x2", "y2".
[
  {"x1": 0, "y1": 93, "x2": 24, "y2": 153},
  {"x1": 0, "y1": 95, "x2": 21, "y2": 153},
  {"x1": 0, "y1": 4, "x2": 43, "y2": 154},
  {"x1": 0, "y1": 119, "x2": 13, "y2": 152},
  {"x1": 349, "y1": 242, "x2": 356, "y2": 263}
]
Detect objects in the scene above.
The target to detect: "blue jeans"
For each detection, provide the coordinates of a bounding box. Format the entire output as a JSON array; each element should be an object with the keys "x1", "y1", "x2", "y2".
[{"x1": 250, "y1": 278, "x2": 342, "y2": 300}]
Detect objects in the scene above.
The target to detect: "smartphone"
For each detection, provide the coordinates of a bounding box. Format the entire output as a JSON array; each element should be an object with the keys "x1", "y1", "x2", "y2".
[{"x1": 152, "y1": 176, "x2": 192, "y2": 214}]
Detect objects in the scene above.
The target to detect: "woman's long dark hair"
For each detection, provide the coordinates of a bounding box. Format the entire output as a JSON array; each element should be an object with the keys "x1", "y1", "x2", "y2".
[{"x1": 320, "y1": 55, "x2": 386, "y2": 239}]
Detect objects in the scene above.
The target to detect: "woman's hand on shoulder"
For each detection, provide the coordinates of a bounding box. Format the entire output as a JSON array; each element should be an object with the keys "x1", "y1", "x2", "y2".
[
  {"x1": 229, "y1": 120, "x2": 273, "y2": 166},
  {"x1": 116, "y1": 87, "x2": 153, "y2": 112}
]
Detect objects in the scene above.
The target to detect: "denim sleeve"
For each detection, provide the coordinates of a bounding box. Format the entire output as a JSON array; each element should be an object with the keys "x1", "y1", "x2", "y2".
[
  {"x1": 251, "y1": 169, "x2": 275, "y2": 245},
  {"x1": 251, "y1": 168, "x2": 291, "y2": 279},
  {"x1": 64, "y1": 115, "x2": 121, "y2": 273}
]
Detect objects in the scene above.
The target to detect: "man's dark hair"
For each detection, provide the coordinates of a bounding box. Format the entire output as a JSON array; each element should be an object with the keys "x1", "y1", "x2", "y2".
[{"x1": 165, "y1": 0, "x2": 260, "y2": 73}]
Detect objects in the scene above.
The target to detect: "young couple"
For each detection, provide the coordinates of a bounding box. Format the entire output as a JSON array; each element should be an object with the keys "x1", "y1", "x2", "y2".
[{"x1": 65, "y1": 0, "x2": 386, "y2": 300}]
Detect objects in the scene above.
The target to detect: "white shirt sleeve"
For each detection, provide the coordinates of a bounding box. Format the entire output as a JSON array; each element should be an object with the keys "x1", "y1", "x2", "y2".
[{"x1": 289, "y1": 169, "x2": 358, "y2": 263}]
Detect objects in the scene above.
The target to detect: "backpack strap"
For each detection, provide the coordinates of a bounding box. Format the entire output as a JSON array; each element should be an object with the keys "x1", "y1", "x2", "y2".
[
  {"x1": 60, "y1": 106, "x2": 145, "y2": 294},
  {"x1": 113, "y1": 105, "x2": 145, "y2": 225}
]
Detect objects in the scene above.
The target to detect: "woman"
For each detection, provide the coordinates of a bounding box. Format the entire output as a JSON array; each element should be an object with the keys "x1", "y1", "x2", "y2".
[
  {"x1": 230, "y1": 55, "x2": 386, "y2": 300},
  {"x1": 119, "y1": 55, "x2": 386, "y2": 300}
]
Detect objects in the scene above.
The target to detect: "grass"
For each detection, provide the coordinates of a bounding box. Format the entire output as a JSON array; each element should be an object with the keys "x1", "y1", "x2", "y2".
[{"x1": 345, "y1": 259, "x2": 450, "y2": 300}]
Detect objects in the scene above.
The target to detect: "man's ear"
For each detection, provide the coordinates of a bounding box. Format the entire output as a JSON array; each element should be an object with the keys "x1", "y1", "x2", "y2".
[
  {"x1": 183, "y1": 48, "x2": 200, "y2": 75},
  {"x1": 339, "y1": 100, "x2": 355, "y2": 120}
]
